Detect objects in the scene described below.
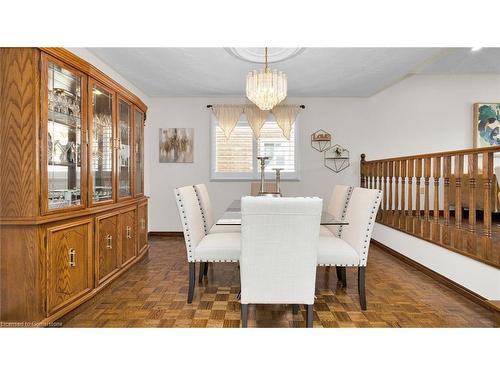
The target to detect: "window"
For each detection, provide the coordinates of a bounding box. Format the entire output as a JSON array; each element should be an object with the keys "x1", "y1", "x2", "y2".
[{"x1": 211, "y1": 114, "x2": 299, "y2": 180}]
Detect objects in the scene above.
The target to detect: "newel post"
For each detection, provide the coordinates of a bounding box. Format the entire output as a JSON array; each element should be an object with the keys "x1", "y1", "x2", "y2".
[{"x1": 360, "y1": 154, "x2": 366, "y2": 188}]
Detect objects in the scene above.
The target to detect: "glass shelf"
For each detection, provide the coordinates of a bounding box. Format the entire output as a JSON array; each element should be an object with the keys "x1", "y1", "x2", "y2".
[
  {"x1": 48, "y1": 161, "x2": 80, "y2": 167},
  {"x1": 48, "y1": 110, "x2": 81, "y2": 127}
]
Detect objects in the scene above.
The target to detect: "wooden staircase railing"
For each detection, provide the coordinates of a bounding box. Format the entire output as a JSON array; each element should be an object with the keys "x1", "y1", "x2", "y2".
[{"x1": 360, "y1": 146, "x2": 500, "y2": 268}]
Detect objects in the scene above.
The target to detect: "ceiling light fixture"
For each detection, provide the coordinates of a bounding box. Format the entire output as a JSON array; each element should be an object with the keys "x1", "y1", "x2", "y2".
[
  {"x1": 246, "y1": 47, "x2": 287, "y2": 110},
  {"x1": 471, "y1": 47, "x2": 483, "y2": 52}
]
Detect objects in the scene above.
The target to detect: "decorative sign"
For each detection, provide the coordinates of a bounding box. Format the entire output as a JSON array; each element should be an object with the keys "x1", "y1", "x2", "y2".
[{"x1": 311, "y1": 129, "x2": 332, "y2": 152}]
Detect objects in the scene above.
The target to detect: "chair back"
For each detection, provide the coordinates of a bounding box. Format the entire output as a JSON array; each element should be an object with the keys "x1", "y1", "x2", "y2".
[
  {"x1": 174, "y1": 186, "x2": 206, "y2": 262},
  {"x1": 341, "y1": 187, "x2": 382, "y2": 266},
  {"x1": 326, "y1": 185, "x2": 353, "y2": 236},
  {"x1": 240, "y1": 197, "x2": 322, "y2": 305},
  {"x1": 194, "y1": 184, "x2": 214, "y2": 234}
]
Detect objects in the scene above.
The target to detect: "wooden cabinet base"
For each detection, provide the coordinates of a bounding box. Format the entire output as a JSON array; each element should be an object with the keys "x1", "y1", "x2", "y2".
[
  {"x1": 0, "y1": 199, "x2": 149, "y2": 326},
  {"x1": 38, "y1": 246, "x2": 149, "y2": 327}
]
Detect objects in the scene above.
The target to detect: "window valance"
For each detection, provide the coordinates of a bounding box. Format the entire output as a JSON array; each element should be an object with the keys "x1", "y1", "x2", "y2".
[{"x1": 210, "y1": 104, "x2": 302, "y2": 140}]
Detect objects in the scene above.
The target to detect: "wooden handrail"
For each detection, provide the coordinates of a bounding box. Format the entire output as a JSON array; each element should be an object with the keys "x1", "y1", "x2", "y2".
[
  {"x1": 361, "y1": 147, "x2": 499, "y2": 269},
  {"x1": 361, "y1": 146, "x2": 500, "y2": 163}
]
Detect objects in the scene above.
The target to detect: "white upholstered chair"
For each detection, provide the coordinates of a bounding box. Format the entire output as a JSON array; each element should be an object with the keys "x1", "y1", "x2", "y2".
[
  {"x1": 193, "y1": 184, "x2": 240, "y2": 281},
  {"x1": 319, "y1": 185, "x2": 353, "y2": 287},
  {"x1": 317, "y1": 187, "x2": 382, "y2": 310},
  {"x1": 240, "y1": 196, "x2": 323, "y2": 328},
  {"x1": 320, "y1": 184, "x2": 353, "y2": 237},
  {"x1": 174, "y1": 185, "x2": 240, "y2": 303},
  {"x1": 193, "y1": 184, "x2": 240, "y2": 235}
]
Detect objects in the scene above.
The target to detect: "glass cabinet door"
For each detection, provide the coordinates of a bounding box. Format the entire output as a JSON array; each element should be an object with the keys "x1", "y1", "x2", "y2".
[
  {"x1": 46, "y1": 60, "x2": 85, "y2": 211},
  {"x1": 118, "y1": 99, "x2": 132, "y2": 199},
  {"x1": 134, "y1": 109, "x2": 144, "y2": 196},
  {"x1": 90, "y1": 83, "x2": 114, "y2": 204}
]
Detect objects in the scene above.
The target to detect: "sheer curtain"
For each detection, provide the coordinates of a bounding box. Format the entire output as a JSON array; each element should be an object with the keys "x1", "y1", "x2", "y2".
[
  {"x1": 271, "y1": 105, "x2": 300, "y2": 140},
  {"x1": 244, "y1": 104, "x2": 269, "y2": 139},
  {"x1": 211, "y1": 105, "x2": 244, "y2": 138}
]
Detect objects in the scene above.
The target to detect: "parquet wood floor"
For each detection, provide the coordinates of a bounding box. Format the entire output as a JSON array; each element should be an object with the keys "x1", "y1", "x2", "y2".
[{"x1": 58, "y1": 236, "x2": 497, "y2": 328}]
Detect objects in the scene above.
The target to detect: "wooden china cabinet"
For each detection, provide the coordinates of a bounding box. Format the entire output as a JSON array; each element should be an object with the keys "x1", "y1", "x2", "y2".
[{"x1": 0, "y1": 48, "x2": 149, "y2": 325}]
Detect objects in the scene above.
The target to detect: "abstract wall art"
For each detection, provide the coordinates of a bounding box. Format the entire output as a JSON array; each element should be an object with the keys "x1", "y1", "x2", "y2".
[
  {"x1": 473, "y1": 103, "x2": 500, "y2": 147},
  {"x1": 159, "y1": 128, "x2": 194, "y2": 163}
]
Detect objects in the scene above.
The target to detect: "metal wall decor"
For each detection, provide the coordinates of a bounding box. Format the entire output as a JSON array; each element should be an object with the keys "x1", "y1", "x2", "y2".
[
  {"x1": 324, "y1": 144, "x2": 350, "y2": 173},
  {"x1": 311, "y1": 129, "x2": 332, "y2": 152}
]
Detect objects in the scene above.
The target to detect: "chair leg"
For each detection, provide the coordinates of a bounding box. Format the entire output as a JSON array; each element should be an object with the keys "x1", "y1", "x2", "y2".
[
  {"x1": 241, "y1": 304, "x2": 248, "y2": 328},
  {"x1": 292, "y1": 304, "x2": 299, "y2": 314},
  {"x1": 336, "y1": 266, "x2": 347, "y2": 288},
  {"x1": 198, "y1": 262, "x2": 206, "y2": 283},
  {"x1": 306, "y1": 305, "x2": 313, "y2": 328},
  {"x1": 358, "y1": 267, "x2": 367, "y2": 310},
  {"x1": 204, "y1": 262, "x2": 209, "y2": 276},
  {"x1": 188, "y1": 263, "x2": 195, "y2": 303}
]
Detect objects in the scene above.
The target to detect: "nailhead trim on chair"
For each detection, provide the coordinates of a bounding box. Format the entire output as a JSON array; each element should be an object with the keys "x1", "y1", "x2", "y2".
[
  {"x1": 318, "y1": 263, "x2": 357, "y2": 267},
  {"x1": 338, "y1": 186, "x2": 354, "y2": 237},
  {"x1": 359, "y1": 190, "x2": 382, "y2": 266},
  {"x1": 193, "y1": 185, "x2": 209, "y2": 235},
  {"x1": 176, "y1": 189, "x2": 194, "y2": 262}
]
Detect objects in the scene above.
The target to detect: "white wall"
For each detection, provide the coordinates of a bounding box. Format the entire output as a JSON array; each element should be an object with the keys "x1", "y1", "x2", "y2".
[
  {"x1": 145, "y1": 74, "x2": 500, "y2": 299},
  {"x1": 147, "y1": 74, "x2": 500, "y2": 231},
  {"x1": 146, "y1": 96, "x2": 369, "y2": 231},
  {"x1": 373, "y1": 224, "x2": 500, "y2": 299}
]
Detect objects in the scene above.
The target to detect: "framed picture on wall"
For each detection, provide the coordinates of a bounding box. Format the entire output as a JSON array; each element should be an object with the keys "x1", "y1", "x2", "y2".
[
  {"x1": 159, "y1": 128, "x2": 194, "y2": 163},
  {"x1": 473, "y1": 103, "x2": 500, "y2": 147}
]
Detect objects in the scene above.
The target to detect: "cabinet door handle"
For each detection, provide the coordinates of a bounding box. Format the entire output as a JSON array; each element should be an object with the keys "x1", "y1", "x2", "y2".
[
  {"x1": 141, "y1": 218, "x2": 146, "y2": 230},
  {"x1": 126, "y1": 226, "x2": 132, "y2": 239},
  {"x1": 68, "y1": 248, "x2": 76, "y2": 267},
  {"x1": 106, "y1": 234, "x2": 112, "y2": 249}
]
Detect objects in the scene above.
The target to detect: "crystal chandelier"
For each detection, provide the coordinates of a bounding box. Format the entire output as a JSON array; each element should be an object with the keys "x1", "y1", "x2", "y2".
[{"x1": 246, "y1": 47, "x2": 287, "y2": 110}]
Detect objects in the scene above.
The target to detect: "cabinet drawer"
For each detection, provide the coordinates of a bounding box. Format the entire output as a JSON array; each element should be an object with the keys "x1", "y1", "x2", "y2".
[
  {"x1": 138, "y1": 203, "x2": 148, "y2": 252},
  {"x1": 120, "y1": 208, "x2": 136, "y2": 267},
  {"x1": 96, "y1": 213, "x2": 120, "y2": 285},
  {"x1": 47, "y1": 218, "x2": 93, "y2": 315}
]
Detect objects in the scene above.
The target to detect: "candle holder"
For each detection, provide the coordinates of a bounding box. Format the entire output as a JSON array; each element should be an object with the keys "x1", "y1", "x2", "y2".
[{"x1": 256, "y1": 156, "x2": 281, "y2": 196}]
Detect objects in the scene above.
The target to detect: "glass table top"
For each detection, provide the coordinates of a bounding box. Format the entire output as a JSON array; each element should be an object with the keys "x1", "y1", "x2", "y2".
[{"x1": 216, "y1": 199, "x2": 349, "y2": 226}]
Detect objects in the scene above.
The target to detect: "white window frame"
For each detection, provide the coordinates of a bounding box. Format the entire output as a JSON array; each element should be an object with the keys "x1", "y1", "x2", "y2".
[{"x1": 210, "y1": 113, "x2": 300, "y2": 181}]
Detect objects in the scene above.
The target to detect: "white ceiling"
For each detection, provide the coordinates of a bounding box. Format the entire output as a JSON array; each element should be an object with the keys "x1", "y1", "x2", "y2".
[{"x1": 88, "y1": 47, "x2": 500, "y2": 97}]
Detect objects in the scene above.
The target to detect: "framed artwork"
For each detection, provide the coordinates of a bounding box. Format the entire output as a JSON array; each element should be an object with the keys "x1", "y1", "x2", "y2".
[
  {"x1": 159, "y1": 128, "x2": 194, "y2": 163},
  {"x1": 473, "y1": 103, "x2": 500, "y2": 147}
]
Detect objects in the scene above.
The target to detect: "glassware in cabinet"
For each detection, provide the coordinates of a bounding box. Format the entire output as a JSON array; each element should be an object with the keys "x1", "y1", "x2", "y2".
[
  {"x1": 46, "y1": 61, "x2": 84, "y2": 211},
  {"x1": 118, "y1": 99, "x2": 132, "y2": 199},
  {"x1": 90, "y1": 83, "x2": 114, "y2": 204}
]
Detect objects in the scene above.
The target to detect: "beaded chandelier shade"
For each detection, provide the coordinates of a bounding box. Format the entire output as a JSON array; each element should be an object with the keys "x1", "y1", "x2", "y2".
[{"x1": 246, "y1": 47, "x2": 287, "y2": 111}]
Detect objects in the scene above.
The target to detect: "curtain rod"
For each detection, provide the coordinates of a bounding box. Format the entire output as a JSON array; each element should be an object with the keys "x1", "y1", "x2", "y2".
[{"x1": 206, "y1": 104, "x2": 305, "y2": 109}]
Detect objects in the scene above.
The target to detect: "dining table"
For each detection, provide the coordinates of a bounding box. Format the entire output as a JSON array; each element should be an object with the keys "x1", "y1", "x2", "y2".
[{"x1": 216, "y1": 199, "x2": 349, "y2": 227}]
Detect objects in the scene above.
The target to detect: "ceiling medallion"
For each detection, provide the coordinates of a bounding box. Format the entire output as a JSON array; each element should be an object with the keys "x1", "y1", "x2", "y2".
[
  {"x1": 244, "y1": 47, "x2": 289, "y2": 110},
  {"x1": 226, "y1": 47, "x2": 305, "y2": 64}
]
